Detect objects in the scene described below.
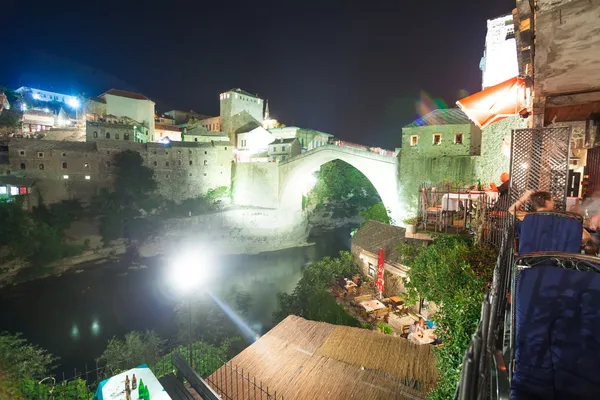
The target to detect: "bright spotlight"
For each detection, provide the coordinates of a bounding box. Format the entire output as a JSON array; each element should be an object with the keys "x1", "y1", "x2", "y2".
[
  {"x1": 67, "y1": 98, "x2": 80, "y2": 108},
  {"x1": 21, "y1": 103, "x2": 27, "y2": 111},
  {"x1": 169, "y1": 252, "x2": 210, "y2": 294},
  {"x1": 33, "y1": 93, "x2": 41, "y2": 100}
]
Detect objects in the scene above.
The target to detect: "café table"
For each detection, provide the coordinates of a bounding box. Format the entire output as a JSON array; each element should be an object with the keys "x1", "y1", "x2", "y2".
[{"x1": 412, "y1": 329, "x2": 436, "y2": 345}]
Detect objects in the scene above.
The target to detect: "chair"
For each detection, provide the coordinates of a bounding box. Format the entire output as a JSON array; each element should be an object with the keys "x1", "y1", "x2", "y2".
[
  {"x1": 496, "y1": 253, "x2": 600, "y2": 399},
  {"x1": 516, "y1": 212, "x2": 584, "y2": 255},
  {"x1": 421, "y1": 188, "x2": 443, "y2": 231}
]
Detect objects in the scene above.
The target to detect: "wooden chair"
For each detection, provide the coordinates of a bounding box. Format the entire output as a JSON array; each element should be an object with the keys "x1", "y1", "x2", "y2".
[{"x1": 421, "y1": 188, "x2": 443, "y2": 231}]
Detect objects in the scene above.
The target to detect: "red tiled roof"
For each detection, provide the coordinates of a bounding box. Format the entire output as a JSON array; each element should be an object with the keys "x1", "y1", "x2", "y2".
[
  {"x1": 100, "y1": 89, "x2": 153, "y2": 102},
  {"x1": 155, "y1": 123, "x2": 181, "y2": 132}
]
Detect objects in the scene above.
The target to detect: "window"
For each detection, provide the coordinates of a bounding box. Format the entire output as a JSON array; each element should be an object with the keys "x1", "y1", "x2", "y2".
[
  {"x1": 165, "y1": 151, "x2": 168, "y2": 155},
  {"x1": 115, "y1": 133, "x2": 120, "y2": 139},
  {"x1": 106, "y1": 132, "x2": 111, "y2": 139},
  {"x1": 282, "y1": 146, "x2": 286, "y2": 152},
  {"x1": 0, "y1": 187, "x2": 5, "y2": 195},
  {"x1": 84, "y1": 163, "x2": 89, "y2": 168},
  {"x1": 107, "y1": 151, "x2": 111, "y2": 155},
  {"x1": 166, "y1": 174, "x2": 170, "y2": 178},
  {"x1": 19, "y1": 187, "x2": 27, "y2": 195},
  {"x1": 124, "y1": 133, "x2": 130, "y2": 141},
  {"x1": 454, "y1": 133, "x2": 464, "y2": 144},
  {"x1": 37, "y1": 152, "x2": 44, "y2": 158},
  {"x1": 195, "y1": 138, "x2": 198, "y2": 142},
  {"x1": 433, "y1": 134, "x2": 442, "y2": 145},
  {"x1": 189, "y1": 172, "x2": 192, "y2": 176},
  {"x1": 38, "y1": 163, "x2": 44, "y2": 170},
  {"x1": 189, "y1": 160, "x2": 193, "y2": 166},
  {"x1": 105, "y1": 161, "x2": 111, "y2": 168},
  {"x1": 224, "y1": 147, "x2": 227, "y2": 150},
  {"x1": 153, "y1": 161, "x2": 158, "y2": 166},
  {"x1": 62, "y1": 152, "x2": 66, "y2": 157},
  {"x1": 368, "y1": 264, "x2": 375, "y2": 277},
  {"x1": 20, "y1": 163, "x2": 25, "y2": 170},
  {"x1": 410, "y1": 135, "x2": 419, "y2": 146},
  {"x1": 165, "y1": 161, "x2": 170, "y2": 167},
  {"x1": 203, "y1": 160, "x2": 208, "y2": 166},
  {"x1": 204, "y1": 151, "x2": 207, "y2": 155},
  {"x1": 177, "y1": 160, "x2": 181, "y2": 166},
  {"x1": 10, "y1": 187, "x2": 18, "y2": 196},
  {"x1": 62, "y1": 162, "x2": 68, "y2": 169},
  {"x1": 85, "y1": 175, "x2": 91, "y2": 180},
  {"x1": 152, "y1": 150, "x2": 157, "y2": 155},
  {"x1": 203, "y1": 173, "x2": 207, "y2": 176},
  {"x1": 177, "y1": 150, "x2": 181, "y2": 155},
  {"x1": 273, "y1": 146, "x2": 276, "y2": 152},
  {"x1": 93, "y1": 131, "x2": 98, "y2": 138},
  {"x1": 19, "y1": 150, "x2": 25, "y2": 156},
  {"x1": 63, "y1": 175, "x2": 69, "y2": 180}
]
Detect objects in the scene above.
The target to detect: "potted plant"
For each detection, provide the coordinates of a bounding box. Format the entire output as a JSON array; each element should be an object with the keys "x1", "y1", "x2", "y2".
[{"x1": 403, "y1": 217, "x2": 418, "y2": 234}]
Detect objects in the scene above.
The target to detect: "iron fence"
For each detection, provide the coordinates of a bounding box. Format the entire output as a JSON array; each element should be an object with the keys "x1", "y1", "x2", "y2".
[
  {"x1": 417, "y1": 182, "x2": 511, "y2": 249},
  {"x1": 509, "y1": 126, "x2": 572, "y2": 210},
  {"x1": 29, "y1": 338, "x2": 280, "y2": 400}
]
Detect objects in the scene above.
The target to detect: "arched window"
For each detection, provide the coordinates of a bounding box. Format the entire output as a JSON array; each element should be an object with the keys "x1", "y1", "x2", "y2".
[
  {"x1": 93, "y1": 131, "x2": 98, "y2": 138},
  {"x1": 106, "y1": 132, "x2": 111, "y2": 139},
  {"x1": 115, "y1": 133, "x2": 120, "y2": 139},
  {"x1": 62, "y1": 162, "x2": 67, "y2": 169},
  {"x1": 124, "y1": 133, "x2": 130, "y2": 141},
  {"x1": 189, "y1": 160, "x2": 193, "y2": 166},
  {"x1": 20, "y1": 163, "x2": 25, "y2": 170},
  {"x1": 203, "y1": 160, "x2": 208, "y2": 166},
  {"x1": 194, "y1": 138, "x2": 198, "y2": 142},
  {"x1": 38, "y1": 163, "x2": 44, "y2": 170}
]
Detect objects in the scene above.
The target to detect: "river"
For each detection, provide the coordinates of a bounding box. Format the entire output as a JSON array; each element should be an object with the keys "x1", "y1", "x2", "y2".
[{"x1": 0, "y1": 226, "x2": 354, "y2": 378}]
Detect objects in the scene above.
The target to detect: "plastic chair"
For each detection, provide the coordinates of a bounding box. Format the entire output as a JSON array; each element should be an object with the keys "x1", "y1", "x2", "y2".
[{"x1": 516, "y1": 212, "x2": 583, "y2": 255}]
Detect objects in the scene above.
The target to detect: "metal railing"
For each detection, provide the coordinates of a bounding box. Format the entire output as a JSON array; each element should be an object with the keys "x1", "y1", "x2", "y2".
[
  {"x1": 207, "y1": 361, "x2": 282, "y2": 400},
  {"x1": 417, "y1": 182, "x2": 511, "y2": 249}
]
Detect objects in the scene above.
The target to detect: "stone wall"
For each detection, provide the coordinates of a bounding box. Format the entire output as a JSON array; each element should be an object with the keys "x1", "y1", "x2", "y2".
[
  {"x1": 475, "y1": 116, "x2": 528, "y2": 185},
  {"x1": 149, "y1": 208, "x2": 308, "y2": 256},
  {"x1": 231, "y1": 162, "x2": 279, "y2": 208}
]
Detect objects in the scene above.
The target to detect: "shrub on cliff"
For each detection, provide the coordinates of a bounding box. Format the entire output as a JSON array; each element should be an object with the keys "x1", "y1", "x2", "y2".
[{"x1": 273, "y1": 251, "x2": 360, "y2": 326}]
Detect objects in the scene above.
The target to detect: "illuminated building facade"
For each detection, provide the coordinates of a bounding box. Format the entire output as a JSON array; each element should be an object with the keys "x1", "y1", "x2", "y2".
[{"x1": 480, "y1": 14, "x2": 519, "y2": 90}]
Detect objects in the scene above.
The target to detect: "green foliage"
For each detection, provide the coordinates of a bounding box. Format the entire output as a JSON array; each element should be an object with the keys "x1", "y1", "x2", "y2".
[
  {"x1": 21, "y1": 378, "x2": 91, "y2": 400},
  {"x1": 0, "y1": 109, "x2": 22, "y2": 128},
  {"x1": 0, "y1": 332, "x2": 55, "y2": 380},
  {"x1": 401, "y1": 236, "x2": 497, "y2": 399},
  {"x1": 305, "y1": 160, "x2": 381, "y2": 217},
  {"x1": 360, "y1": 323, "x2": 371, "y2": 329},
  {"x1": 113, "y1": 150, "x2": 157, "y2": 207},
  {"x1": 359, "y1": 201, "x2": 393, "y2": 226},
  {"x1": 32, "y1": 199, "x2": 85, "y2": 231},
  {"x1": 97, "y1": 330, "x2": 164, "y2": 376},
  {"x1": 403, "y1": 217, "x2": 418, "y2": 225},
  {"x1": 0, "y1": 202, "x2": 83, "y2": 266},
  {"x1": 153, "y1": 339, "x2": 230, "y2": 379},
  {"x1": 307, "y1": 290, "x2": 361, "y2": 327},
  {"x1": 273, "y1": 251, "x2": 360, "y2": 325},
  {"x1": 376, "y1": 323, "x2": 393, "y2": 334}
]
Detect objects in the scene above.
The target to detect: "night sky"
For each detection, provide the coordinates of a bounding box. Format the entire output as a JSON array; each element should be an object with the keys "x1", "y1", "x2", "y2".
[{"x1": 1, "y1": 0, "x2": 514, "y2": 148}]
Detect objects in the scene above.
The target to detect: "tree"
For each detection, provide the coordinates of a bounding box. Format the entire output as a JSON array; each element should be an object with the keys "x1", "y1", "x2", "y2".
[
  {"x1": 273, "y1": 251, "x2": 360, "y2": 325},
  {"x1": 359, "y1": 201, "x2": 393, "y2": 226},
  {"x1": 113, "y1": 150, "x2": 157, "y2": 209},
  {"x1": 98, "y1": 330, "x2": 164, "y2": 376},
  {"x1": 400, "y1": 236, "x2": 497, "y2": 399},
  {"x1": 305, "y1": 160, "x2": 380, "y2": 217}
]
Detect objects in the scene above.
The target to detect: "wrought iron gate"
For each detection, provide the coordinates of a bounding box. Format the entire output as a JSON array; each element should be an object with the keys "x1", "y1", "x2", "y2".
[{"x1": 509, "y1": 127, "x2": 572, "y2": 211}]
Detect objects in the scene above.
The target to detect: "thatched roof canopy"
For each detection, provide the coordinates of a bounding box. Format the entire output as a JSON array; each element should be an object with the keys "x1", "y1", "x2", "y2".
[{"x1": 209, "y1": 315, "x2": 438, "y2": 399}]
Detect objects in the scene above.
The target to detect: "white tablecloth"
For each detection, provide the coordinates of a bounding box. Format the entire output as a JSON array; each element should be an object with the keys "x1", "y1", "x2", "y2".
[
  {"x1": 441, "y1": 192, "x2": 498, "y2": 211},
  {"x1": 360, "y1": 299, "x2": 386, "y2": 313},
  {"x1": 99, "y1": 365, "x2": 171, "y2": 400}
]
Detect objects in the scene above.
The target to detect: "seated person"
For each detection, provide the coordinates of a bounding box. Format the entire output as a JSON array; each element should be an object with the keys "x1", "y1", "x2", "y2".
[
  {"x1": 408, "y1": 318, "x2": 426, "y2": 337},
  {"x1": 509, "y1": 190, "x2": 590, "y2": 246}
]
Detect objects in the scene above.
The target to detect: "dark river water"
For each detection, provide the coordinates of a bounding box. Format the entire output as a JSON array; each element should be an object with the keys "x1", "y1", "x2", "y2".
[{"x1": 0, "y1": 227, "x2": 353, "y2": 378}]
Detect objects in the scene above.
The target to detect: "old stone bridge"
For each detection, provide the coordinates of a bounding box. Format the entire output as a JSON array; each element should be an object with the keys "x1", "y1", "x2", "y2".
[{"x1": 232, "y1": 144, "x2": 403, "y2": 225}]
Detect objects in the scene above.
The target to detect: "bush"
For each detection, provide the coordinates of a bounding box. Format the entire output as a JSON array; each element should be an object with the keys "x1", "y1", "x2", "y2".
[
  {"x1": 376, "y1": 323, "x2": 393, "y2": 334},
  {"x1": 401, "y1": 236, "x2": 497, "y2": 399},
  {"x1": 97, "y1": 330, "x2": 164, "y2": 376},
  {"x1": 307, "y1": 290, "x2": 360, "y2": 327},
  {"x1": 273, "y1": 251, "x2": 360, "y2": 325}
]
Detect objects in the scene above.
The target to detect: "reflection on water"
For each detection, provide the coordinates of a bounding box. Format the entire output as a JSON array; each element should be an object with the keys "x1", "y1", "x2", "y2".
[{"x1": 0, "y1": 226, "x2": 353, "y2": 376}]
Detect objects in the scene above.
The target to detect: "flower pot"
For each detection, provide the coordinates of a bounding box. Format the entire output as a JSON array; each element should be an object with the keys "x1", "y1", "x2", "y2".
[{"x1": 406, "y1": 224, "x2": 416, "y2": 234}]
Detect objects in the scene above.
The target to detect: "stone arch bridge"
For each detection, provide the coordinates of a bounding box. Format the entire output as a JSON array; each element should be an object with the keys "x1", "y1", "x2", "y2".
[{"x1": 277, "y1": 144, "x2": 403, "y2": 225}]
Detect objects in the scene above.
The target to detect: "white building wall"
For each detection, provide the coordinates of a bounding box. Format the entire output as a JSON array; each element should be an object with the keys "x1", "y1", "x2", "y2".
[
  {"x1": 103, "y1": 94, "x2": 156, "y2": 141},
  {"x1": 481, "y1": 15, "x2": 519, "y2": 89}
]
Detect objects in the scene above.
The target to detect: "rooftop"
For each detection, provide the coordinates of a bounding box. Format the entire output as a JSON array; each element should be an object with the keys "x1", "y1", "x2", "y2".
[
  {"x1": 352, "y1": 220, "x2": 430, "y2": 265},
  {"x1": 210, "y1": 315, "x2": 437, "y2": 399},
  {"x1": 226, "y1": 88, "x2": 260, "y2": 98},
  {"x1": 155, "y1": 123, "x2": 181, "y2": 132},
  {"x1": 404, "y1": 108, "x2": 471, "y2": 128},
  {"x1": 100, "y1": 89, "x2": 153, "y2": 102},
  {"x1": 271, "y1": 137, "x2": 298, "y2": 144}
]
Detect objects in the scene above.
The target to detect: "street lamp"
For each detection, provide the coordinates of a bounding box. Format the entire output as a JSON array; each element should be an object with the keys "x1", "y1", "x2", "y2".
[{"x1": 169, "y1": 252, "x2": 210, "y2": 369}]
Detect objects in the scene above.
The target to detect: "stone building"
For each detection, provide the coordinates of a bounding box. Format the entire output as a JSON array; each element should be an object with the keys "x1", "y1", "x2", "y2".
[
  {"x1": 4, "y1": 137, "x2": 233, "y2": 205},
  {"x1": 268, "y1": 138, "x2": 301, "y2": 162},
  {"x1": 155, "y1": 123, "x2": 182, "y2": 142},
  {"x1": 480, "y1": 14, "x2": 519, "y2": 90},
  {"x1": 197, "y1": 116, "x2": 220, "y2": 132},
  {"x1": 269, "y1": 127, "x2": 333, "y2": 152},
  {"x1": 86, "y1": 120, "x2": 149, "y2": 143},
  {"x1": 351, "y1": 220, "x2": 413, "y2": 281},
  {"x1": 164, "y1": 110, "x2": 210, "y2": 125},
  {"x1": 184, "y1": 123, "x2": 229, "y2": 143},
  {"x1": 219, "y1": 88, "x2": 264, "y2": 144}
]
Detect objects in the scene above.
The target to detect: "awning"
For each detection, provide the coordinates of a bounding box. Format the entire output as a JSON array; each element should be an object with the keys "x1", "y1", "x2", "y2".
[{"x1": 456, "y1": 76, "x2": 527, "y2": 129}]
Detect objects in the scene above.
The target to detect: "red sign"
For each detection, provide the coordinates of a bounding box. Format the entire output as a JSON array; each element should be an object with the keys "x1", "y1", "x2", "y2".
[{"x1": 375, "y1": 248, "x2": 385, "y2": 293}]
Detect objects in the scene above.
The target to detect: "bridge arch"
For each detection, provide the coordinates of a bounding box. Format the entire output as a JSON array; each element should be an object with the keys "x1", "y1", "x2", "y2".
[{"x1": 277, "y1": 145, "x2": 403, "y2": 225}]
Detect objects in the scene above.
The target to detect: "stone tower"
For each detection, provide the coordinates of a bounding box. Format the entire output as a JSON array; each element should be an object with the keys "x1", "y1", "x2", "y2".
[{"x1": 219, "y1": 89, "x2": 264, "y2": 146}]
